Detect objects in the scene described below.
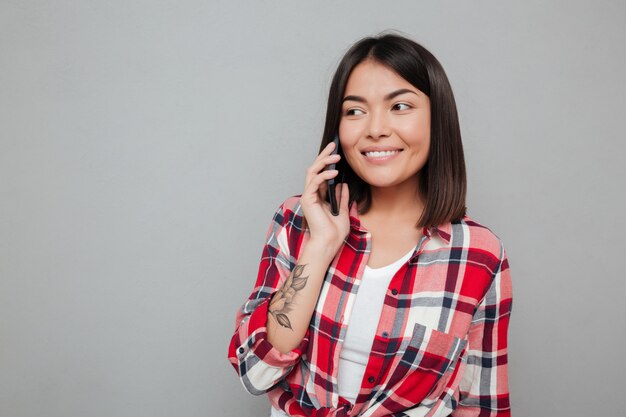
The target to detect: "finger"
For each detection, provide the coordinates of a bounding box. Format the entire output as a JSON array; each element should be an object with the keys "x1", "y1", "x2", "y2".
[
  {"x1": 305, "y1": 170, "x2": 338, "y2": 195},
  {"x1": 312, "y1": 142, "x2": 341, "y2": 171},
  {"x1": 318, "y1": 178, "x2": 329, "y2": 201},
  {"x1": 322, "y1": 140, "x2": 336, "y2": 156},
  {"x1": 339, "y1": 182, "x2": 349, "y2": 211},
  {"x1": 332, "y1": 180, "x2": 342, "y2": 207},
  {"x1": 306, "y1": 154, "x2": 340, "y2": 184},
  {"x1": 303, "y1": 169, "x2": 337, "y2": 199}
]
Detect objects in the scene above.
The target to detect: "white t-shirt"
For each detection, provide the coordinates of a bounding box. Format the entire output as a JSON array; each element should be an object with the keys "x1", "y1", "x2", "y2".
[{"x1": 270, "y1": 247, "x2": 414, "y2": 417}]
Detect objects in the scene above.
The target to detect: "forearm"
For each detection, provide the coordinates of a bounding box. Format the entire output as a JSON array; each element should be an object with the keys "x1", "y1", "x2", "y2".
[{"x1": 267, "y1": 239, "x2": 337, "y2": 354}]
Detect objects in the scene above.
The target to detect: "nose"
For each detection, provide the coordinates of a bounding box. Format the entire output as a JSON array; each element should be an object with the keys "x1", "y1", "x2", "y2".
[{"x1": 367, "y1": 108, "x2": 391, "y2": 140}]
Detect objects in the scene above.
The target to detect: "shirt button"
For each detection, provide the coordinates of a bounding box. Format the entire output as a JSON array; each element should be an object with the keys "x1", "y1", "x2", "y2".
[
  {"x1": 382, "y1": 331, "x2": 389, "y2": 338},
  {"x1": 238, "y1": 347, "x2": 244, "y2": 354},
  {"x1": 368, "y1": 376, "x2": 375, "y2": 384},
  {"x1": 391, "y1": 289, "x2": 398, "y2": 295}
]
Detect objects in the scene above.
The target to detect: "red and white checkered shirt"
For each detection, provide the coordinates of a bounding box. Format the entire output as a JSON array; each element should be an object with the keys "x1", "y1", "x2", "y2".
[{"x1": 228, "y1": 195, "x2": 513, "y2": 417}]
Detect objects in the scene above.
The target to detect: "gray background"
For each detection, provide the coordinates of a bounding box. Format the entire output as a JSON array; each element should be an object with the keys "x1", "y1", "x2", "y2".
[{"x1": 1, "y1": 1, "x2": 625, "y2": 416}]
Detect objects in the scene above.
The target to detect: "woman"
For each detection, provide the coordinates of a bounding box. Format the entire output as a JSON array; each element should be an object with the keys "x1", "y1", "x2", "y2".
[{"x1": 228, "y1": 32, "x2": 513, "y2": 417}]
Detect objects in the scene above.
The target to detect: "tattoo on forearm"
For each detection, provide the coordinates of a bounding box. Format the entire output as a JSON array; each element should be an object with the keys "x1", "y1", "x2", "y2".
[{"x1": 269, "y1": 264, "x2": 309, "y2": 330}]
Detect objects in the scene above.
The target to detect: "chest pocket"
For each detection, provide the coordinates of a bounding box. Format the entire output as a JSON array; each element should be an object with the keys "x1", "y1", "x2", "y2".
[{"x1": 380, "y1": 322, "x2": 467, "y2": 409}]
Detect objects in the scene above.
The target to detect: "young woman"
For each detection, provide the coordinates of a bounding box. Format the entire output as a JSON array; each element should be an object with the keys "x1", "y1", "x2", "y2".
[{"x1": 228, "y1": 32, "x2": 513, "y2": 417}]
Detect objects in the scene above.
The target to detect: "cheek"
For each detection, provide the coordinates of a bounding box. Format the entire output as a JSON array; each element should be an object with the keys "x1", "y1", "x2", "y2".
[
  {"x1": 338, "y1": 124, "x2": 358, "y2": 146},
  {"x1": 338, "y1": 130, "x2": 359, "y2": 157},
  {"x1": 400, "y1": 120, "x2": 429, "y2": 143}
]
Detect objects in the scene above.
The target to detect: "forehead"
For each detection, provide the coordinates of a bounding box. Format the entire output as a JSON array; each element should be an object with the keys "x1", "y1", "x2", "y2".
[{"x1": 344, "y1": 60, "x2": 422, "y2": 98}]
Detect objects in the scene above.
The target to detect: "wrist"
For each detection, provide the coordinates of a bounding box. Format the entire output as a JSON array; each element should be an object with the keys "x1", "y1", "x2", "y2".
[{"x1": 305, "y1": 238, "x2": 340, "y2": 261}]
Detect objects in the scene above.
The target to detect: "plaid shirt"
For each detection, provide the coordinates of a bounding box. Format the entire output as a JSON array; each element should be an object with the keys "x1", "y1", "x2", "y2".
[{"x1": 228, "y1": 196, "x2": 513, "y2": 417}]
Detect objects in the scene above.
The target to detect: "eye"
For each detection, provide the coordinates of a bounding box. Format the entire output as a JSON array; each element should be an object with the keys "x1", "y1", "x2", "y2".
[
  {"x1": 344, "y1": 108, "x2": 365, "y2": 116},
  {"x1": 393, "y1": 103, "x2": 412, "y2": 111}
]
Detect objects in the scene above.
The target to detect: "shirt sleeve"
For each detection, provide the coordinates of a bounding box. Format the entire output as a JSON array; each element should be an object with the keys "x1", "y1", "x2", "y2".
[
  {"x1": 451, "y1": 242, "x2": 513, "y2": 417},
  {"x1": 227, "y1": 199, "x2": 309, "y2": 395}
]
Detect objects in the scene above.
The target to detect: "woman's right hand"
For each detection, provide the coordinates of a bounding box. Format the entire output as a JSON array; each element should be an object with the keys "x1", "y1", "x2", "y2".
[{"x1": 299, "y1": 141, "x2": 350, "y2": 255}]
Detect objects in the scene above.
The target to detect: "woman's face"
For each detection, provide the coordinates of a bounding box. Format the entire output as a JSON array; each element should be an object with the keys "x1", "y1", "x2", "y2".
[{"x1": 338, "y1": 59, "x2": 431, "y2": 192}]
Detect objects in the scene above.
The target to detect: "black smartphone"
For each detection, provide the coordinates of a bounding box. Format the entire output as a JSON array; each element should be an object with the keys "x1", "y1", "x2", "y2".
[{"x1": 326, "y1": 133, "x2": 344, "y2": 216}]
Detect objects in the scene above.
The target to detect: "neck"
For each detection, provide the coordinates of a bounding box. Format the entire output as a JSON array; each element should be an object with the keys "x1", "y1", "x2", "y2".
[{"x1": 365, "y1": 178, "x2": 425, "y2": 222}]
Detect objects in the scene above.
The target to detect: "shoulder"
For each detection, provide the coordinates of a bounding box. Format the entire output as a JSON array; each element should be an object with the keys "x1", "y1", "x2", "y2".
[
  {"x1": 264, "y1": 195, "x2": 307, "y2": 256},
  {"x1": 276, "y1": 194, "x2": 303, "y2": 214},
  {"x1": 456, "y1": 215, "x2": 511, "y2": 301},
  {"x1": 271, "y1": 194, "x2": 306, "y2": 232},
  {"x1": 456, "y1": 214, "x2": 506, "y2": 262},
  {"x1": 273, "y1": 194, "x2": 304, "y2": 221}
]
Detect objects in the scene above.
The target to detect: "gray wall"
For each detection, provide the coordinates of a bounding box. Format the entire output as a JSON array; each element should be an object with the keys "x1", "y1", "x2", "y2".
[{"x1": 1, "y1": 1, "x2": 624, "y2": 416}]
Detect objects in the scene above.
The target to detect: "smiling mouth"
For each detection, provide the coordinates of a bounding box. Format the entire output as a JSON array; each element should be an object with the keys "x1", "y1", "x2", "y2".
[{"x1": 361, "y1": 150, "x2": 403, "y2": 158}]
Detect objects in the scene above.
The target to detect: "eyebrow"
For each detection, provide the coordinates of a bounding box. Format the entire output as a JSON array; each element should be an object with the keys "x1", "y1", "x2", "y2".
[{"x1": 342, "y1": 88, "x2": 419, "y2": 103}]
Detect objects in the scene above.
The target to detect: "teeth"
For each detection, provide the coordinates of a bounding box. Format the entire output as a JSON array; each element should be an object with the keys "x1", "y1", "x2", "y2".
[{"x1": 364, "y1": 150, "x2": 400, "y2": 158}]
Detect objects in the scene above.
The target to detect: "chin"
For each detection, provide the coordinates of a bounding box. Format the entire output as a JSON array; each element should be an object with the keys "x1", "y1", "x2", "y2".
[
  {"x1": 360, "y1": 172, "x2": 420, "y2": 190},
  {"x1": 363, "y1": 178, "x2": 401, "y2": 188}
]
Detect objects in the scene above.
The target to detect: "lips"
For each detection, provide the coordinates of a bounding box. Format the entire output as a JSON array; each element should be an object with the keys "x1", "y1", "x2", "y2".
[
  {"x1": 363, "y1": 150, "x2": 402, "y2": 158},
  {"x1": 360, "y1": 147, "x2": 404, "y2": 159}
]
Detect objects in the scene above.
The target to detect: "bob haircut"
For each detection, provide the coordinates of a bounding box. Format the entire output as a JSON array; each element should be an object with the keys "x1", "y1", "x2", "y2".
[{"x1": 319, "y1": 31, "x2": 467, "y2": 229}]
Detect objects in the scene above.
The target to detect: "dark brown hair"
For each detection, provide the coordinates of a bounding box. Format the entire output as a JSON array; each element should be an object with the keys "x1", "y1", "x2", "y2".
[{"x1": 319, "y1": 31, "x2": 467, "y2": 228}]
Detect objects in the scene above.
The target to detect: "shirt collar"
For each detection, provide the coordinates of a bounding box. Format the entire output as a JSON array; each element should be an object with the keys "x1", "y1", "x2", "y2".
[
  {"x1": 348, "y1": 201, "x2": 367, "y2": 233},
  {"x1": 348, "y1": 201, "x2": 452, "y2": 245},
  {"x1": 423, "y1": 222, "x2": 451, "y2": 245}
]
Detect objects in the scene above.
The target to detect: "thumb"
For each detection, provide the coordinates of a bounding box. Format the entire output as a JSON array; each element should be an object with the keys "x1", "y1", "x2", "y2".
[{"x1": 339, "y1": 183, "x2": 349, "y2": 212}]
